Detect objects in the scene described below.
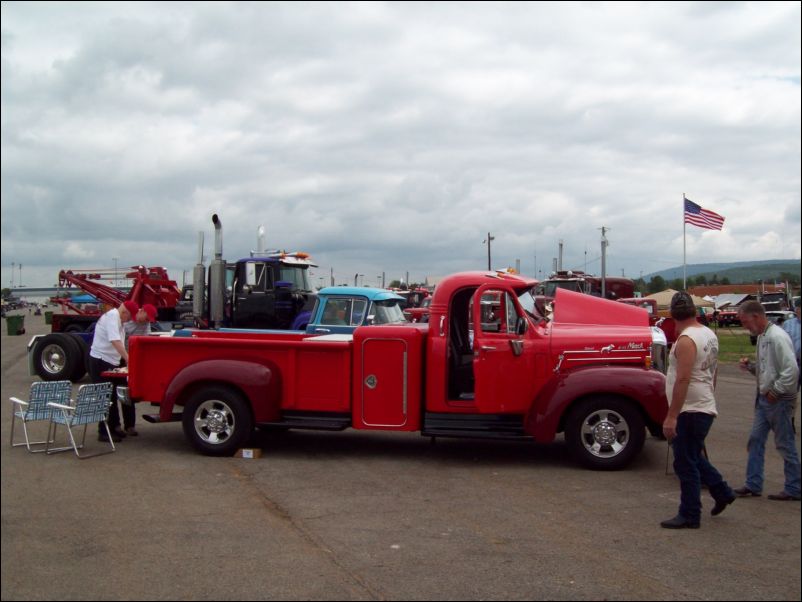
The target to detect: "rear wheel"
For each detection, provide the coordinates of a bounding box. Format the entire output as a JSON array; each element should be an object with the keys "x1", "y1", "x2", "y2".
[
  {"x1": 69, "y1": 335, "x2": 88, "y2": 382},
  {"x1": 182, "y1": 387, "x2": 253, "y2": 456},
  {"x1": 32, "y1": 334, "x2": 81, "y2": 381},
  {"x1": 565, "y1": 396, "x2": 645, "y2": 471}
]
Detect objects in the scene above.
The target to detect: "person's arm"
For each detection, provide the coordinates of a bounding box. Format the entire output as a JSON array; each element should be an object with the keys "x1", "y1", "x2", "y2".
[
  {"x1": 663, "y1": 335, "x2": 696, "y2": 441},
  {"x1": 768, "y1": 330, "x2": 798, "y2": 401},
  {"x1": 111, "y1": 339, "x2": 128, "y2": 364}
]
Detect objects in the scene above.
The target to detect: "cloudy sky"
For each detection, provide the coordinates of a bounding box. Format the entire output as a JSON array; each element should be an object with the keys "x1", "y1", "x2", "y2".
[{"x1": 2, "y1": 1, "x2": 800, "y2": 291}]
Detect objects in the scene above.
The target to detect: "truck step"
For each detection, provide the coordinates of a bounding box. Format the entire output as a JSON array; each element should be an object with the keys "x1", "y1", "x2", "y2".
[
  {"x1": 422, "y1": 412, "x2": 532, "y2": 441},
  {"x1": 142, "y1": 413, "x2": 182, "y2": 424},
  {"x1": 263, "y1": 411, "x2": 351, "y2": 431}
]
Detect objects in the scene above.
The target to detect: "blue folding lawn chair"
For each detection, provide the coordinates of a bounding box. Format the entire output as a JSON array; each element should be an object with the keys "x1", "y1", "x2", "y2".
[
  {"x1": 46, "y1": 382, "x2": 116, "y2": 458},
  {"x1": 10, "y1": 380, "x2": 72, "y2": 453}
]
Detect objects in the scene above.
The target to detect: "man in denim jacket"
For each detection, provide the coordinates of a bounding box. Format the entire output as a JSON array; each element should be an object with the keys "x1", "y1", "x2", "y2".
[{"x1": 736, "y1": 300, "x2": 800, "y2": 501}]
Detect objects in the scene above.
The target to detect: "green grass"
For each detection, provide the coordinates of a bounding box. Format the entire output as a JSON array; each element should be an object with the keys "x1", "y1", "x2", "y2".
[{"x1": 715, "y1": 327, "x2": 755, "y2": 364}]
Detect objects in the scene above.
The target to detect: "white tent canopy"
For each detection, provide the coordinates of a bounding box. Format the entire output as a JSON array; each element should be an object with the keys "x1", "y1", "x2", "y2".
[{"x1": 646, "y1": 289, "x2": 715, "y2": 309}]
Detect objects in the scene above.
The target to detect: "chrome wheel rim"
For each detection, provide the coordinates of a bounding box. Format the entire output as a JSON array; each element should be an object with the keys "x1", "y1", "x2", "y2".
[
  {"x1": 579, "y1": 408, "x2": 630, "y2": 458},
  {"x1": 41, "y1": 343, "x2": 67, "y2": 376},
  {"x1": 193, "y1": 399, "x2": 235, "y2": 445}
]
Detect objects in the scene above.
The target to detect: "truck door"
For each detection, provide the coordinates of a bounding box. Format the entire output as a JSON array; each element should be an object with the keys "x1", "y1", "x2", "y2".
[{"x1": 471, "y1": 285, "x2": 536, "y2": 414}]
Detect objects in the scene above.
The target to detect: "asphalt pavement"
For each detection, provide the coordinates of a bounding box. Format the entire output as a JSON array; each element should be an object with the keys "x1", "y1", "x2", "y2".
[{"x1": 2, "y1": 310, "x2": 800, "y2": 600}]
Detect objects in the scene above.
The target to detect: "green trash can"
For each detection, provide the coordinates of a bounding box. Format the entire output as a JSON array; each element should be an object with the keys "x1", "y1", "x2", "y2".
[
  {"x1": 44, "y1": 311, "x2": 54, "y2": 325},
  {"x1": 5, "y1": 315, "x2": 25, "y2": 336}
]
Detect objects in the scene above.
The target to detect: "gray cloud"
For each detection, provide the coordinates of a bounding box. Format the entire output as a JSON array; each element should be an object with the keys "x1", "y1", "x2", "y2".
[{"x1": 2, "y1": 1, "x2": 800, "y2": 290}]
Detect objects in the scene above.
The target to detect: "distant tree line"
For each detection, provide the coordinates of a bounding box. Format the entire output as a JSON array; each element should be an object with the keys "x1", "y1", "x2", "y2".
[{"x1": 633, "y1": 270, "x2": 800, "y2": 295}]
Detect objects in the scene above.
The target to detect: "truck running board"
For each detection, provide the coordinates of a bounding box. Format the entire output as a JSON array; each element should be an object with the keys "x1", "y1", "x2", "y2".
[
  {"x1": 261, "y1": 411, "x2": 351, "y2": 431},
  {"x1": 422, "y1": 413, "x2": 532, "y2": 441},
  {"x1": 142, "y1": 413, "x2": 182, "y2": 424}
]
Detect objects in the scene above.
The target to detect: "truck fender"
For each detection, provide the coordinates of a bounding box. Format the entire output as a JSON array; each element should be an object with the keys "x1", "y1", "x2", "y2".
[
  {"x1": 161, "y1": 359, "x2": 280, "y2": 423},
  {"x1": 524, "y1": 365, "x2": 667, "y2": 443}
]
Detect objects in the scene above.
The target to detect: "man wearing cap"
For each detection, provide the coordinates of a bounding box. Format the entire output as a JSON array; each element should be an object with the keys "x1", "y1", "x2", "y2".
[
  {"x1": 120, "y1": 303, "x2": 157, "y2": 436},
  {"x1": 88, "y1": 300, "x2": 137, "y2": 442},
  {"x1": 125, "y1": 303, "x2": 157, "y2": 344},
  {"x1": 661, "y1": 291, "x2": 736, "y2": 529},
  {"x1": 736, "y1": 300, "x2": 800, "y2": 501}
]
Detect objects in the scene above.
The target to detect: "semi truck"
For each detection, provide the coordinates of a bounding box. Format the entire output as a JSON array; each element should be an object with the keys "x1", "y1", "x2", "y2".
[
  {"x1": 122, "y1": 270, "x2": 668, "y2": 470},
  {"x1": 536, "y1": 270, "x2": 635, "y2": 301}
]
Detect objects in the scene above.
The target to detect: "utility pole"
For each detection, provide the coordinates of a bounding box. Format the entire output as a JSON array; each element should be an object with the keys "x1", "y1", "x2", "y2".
[
  {"x1": 600, "y1": 226, "x2": 610, "y2": 298},
  {"x1": 484, "y1": 233, "x2": 495, "y2": 270},
  {"x1": 11, "y1": 262, "x2": 15, "y2": 288}
]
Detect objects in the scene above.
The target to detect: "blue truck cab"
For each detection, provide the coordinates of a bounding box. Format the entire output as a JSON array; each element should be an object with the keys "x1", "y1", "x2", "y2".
[{"x1": 305, "y1": 287, "x2": 407, "y2": 335}]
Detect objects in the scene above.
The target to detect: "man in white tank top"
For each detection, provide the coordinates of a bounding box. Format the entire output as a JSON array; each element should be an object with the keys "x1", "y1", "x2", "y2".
[{"x1": 661, "y1": 292, "x2": 736, "y2": 529}]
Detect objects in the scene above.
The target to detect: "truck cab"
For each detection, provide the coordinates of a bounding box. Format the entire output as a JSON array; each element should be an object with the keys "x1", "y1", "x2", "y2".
[
  {"x1": 231, "y1": 254, "x2": 315, "y2": 330},
  {"x1": 306, "y1": 287, "x2": 407, "y2": 335}
]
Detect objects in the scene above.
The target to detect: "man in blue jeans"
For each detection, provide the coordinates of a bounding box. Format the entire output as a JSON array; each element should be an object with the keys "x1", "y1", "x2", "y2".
[
  {"x1": 736, "y1": 300, "x2": 800, "y2": 501},
  {"x1": 661, "y1": 292, "x2": 736, "y2": 529}
]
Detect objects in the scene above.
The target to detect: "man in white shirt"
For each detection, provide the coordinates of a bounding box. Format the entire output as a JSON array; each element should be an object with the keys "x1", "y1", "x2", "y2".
[{"x1": 88, "y1": 300, "x2": 137, "y2": 442}]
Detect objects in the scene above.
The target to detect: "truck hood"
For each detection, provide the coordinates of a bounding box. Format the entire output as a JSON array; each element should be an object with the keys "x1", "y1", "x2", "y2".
[{"x1": 552, "y1": 288, "x2": 648, "y2": 328}]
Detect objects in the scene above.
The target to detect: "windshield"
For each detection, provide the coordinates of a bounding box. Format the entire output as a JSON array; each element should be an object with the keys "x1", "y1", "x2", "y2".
[
  {"x1": 540, "y1": 280, "x2": 584, "y2": 296},
  {"x1": 370, "y1": 300, "x2": 407, "y2": 324},
  {"x1": 279, "y1": 266, "x2": 311, "y2": 291},
  {"x1": 517, "y1": 287, "x2": 545, "y2": 322}
]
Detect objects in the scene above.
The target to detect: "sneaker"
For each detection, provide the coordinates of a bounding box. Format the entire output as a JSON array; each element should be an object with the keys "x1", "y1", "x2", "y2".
[
  {"x1": 111, "y1": 427, "x2": 127, "y2": 438},
  {"x1": 99, "y1": 431, "x2": 122, "y2": 443},
  {"x1": 124, "y1": 427, "x2": 138, "y2": 437},
  {"x1": 733, "y1": 486, "x2": 761, "y2": 497},
  {"x1": 767, "y1": 491, "x2": 802, "y2": 501},
  {"x1": 660, "y1": 514, "x2": 700, "y2": 529}
]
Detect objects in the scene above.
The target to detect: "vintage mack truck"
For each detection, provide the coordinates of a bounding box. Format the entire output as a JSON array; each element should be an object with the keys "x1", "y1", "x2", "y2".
[{"x1": 124, "y1": 271, "x2": 668, "y2": 470}]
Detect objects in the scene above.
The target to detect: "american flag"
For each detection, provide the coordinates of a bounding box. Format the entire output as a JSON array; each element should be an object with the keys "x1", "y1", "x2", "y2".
[{"x1": 684, "y1": 198, "x2": 725, "y2": 231}]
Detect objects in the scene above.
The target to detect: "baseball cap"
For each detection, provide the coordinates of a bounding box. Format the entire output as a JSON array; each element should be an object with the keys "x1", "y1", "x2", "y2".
[
  {"x1": 142, "y1": 303, "x2": 157, "y2": 322},
  {"x1": 123, "y1": 300, "x2": 139, "y2": 316}
]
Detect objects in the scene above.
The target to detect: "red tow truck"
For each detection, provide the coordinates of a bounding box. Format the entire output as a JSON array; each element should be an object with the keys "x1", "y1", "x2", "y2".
[
  {"x1": 28, "y1": 266, "x2": 182, "y2": 382},
  {"x1": 124, "y1": 271, "x2": 668, "y2": 470}
]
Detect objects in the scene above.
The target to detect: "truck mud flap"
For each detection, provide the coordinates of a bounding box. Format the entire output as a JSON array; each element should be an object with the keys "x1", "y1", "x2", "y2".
[{"x1": 422, "y1": 413, "x2": 533, "y2": 441}]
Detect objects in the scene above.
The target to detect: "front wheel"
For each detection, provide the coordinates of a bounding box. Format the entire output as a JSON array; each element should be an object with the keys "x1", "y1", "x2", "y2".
[
  {"x1": 565, "y1": 397, "x2": 645, "y2": 471},
  {"x1": 182, "y1": 387, "x2": 253, "y2": 456}
]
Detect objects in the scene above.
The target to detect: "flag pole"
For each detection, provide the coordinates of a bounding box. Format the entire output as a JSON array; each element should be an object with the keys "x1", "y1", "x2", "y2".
[{"x1": 682, "y1": 193, "x2": 687, "y2": 290}]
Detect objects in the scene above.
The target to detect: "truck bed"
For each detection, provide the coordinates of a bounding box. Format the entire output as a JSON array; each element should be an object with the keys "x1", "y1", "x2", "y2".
[{"x1": 128, "y1": 330, "x2": 353, "y2": 421}]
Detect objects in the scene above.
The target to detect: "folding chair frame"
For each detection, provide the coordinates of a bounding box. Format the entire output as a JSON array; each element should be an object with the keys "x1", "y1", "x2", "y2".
[
  {"x1": 10, "y1": 380, "x2": 72, "y2": 453},
  {"x1": 46, "y1": 382, "x2": 116, "y2": 459}
]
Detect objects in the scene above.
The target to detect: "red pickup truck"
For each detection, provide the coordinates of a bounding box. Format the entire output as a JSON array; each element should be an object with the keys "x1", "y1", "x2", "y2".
[{"x1": 126, "y1": 271, "x2": 668, "y2": 470}]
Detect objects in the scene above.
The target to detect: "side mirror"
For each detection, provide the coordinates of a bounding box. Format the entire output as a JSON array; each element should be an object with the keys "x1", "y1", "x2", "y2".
[{"x1": 516, "y1": 316, "x2": 528, "y2": 335}]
